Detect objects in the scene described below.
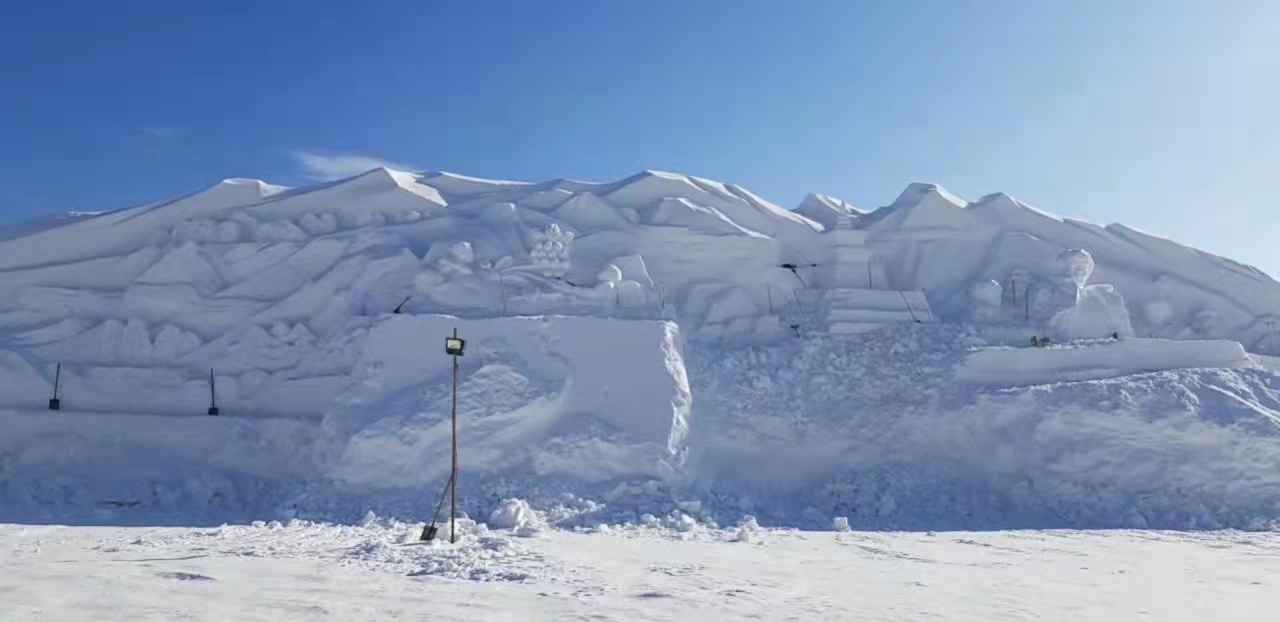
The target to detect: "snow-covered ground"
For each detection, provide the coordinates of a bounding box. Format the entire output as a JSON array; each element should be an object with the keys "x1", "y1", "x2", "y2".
[{"x1": 3, "y1": 521, "x2": 1277, "y2": 621}]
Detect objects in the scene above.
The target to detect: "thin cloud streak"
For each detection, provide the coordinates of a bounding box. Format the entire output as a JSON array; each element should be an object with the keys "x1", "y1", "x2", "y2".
[{"x1": 292, "y1": 151, "x2": 417, "y2": 181}]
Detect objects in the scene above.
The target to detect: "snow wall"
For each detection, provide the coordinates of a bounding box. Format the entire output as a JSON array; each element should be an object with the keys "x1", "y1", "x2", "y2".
[
  {"x1": 0, "y1": 314, "x2": 696, "y2": 525},
  {"x1": 0, "y1": 409, "x2": 318, "y2": 525},
  {"x1": 5, "y1": 320, "x2": 1280, "y2": 530}
]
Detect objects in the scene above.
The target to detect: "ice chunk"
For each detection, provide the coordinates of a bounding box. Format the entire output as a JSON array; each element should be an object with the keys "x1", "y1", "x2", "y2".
[{"x1": 488, "y1": 498, "x2": 541, "y2": 534}]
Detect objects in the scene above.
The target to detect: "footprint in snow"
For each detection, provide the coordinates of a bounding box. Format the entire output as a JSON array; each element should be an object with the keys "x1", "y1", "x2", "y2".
[
  {"x1": 647, "y1": 562, "x2": 704, "y2": 576},
  {"x1": 157, "y1": 572, "x2": 216, "y2": 582}
]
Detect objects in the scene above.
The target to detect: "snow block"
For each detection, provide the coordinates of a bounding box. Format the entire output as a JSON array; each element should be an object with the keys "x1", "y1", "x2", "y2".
[
  {"x1": 1049, "y1": 284, "x2": 1134, "y2": 341},
  {"x1": 324, "y1": 315, "x2": 692, "y2": 486}
]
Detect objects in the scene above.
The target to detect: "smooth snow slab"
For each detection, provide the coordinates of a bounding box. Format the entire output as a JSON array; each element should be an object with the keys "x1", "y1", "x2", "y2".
[
  {"x1": 2, "y1": 523, "x2": 1278, "y2": 621},
  {"x1": 957, "y1": 338, "x2": 1251, "y2": 386}
]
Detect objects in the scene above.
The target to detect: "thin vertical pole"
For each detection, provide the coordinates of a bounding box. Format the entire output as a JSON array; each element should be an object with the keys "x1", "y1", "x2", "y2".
[
  {"x1": 450, "y1": 328, "x2": 459, "y2": 544},
  {"x1": 499, "y1": 275, "x2": 507, "y2": 315},
  {"x1": 49, "y1": 363, "x2": 62, "y2": 410},
  {"x1": 208, "y1": 368, "x2": 220, "y2": 416},
  {"x1": 1025, "y1": 286, "x2": 1030, "y2": 322},
  {"x1": 899, "y1": 290, "x2": 919, "y2": 323}
]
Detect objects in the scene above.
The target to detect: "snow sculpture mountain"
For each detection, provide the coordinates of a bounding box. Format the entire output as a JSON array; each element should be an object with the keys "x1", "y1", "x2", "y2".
[
  {"x1": 2, "y1": 167, "x2": 1275, "y2": 347},
  {"x1": 793, "y1": 192, "x2": 864, "y2": 232},
  {"x1": 4, "y1": 166, "x2": 1280, "y2": 529}
]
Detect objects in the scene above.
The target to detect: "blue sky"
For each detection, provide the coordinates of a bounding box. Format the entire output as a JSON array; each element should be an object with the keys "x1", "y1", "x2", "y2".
[{"x1": 2, "y1": 0, "x2": 1277, "y2": 273}]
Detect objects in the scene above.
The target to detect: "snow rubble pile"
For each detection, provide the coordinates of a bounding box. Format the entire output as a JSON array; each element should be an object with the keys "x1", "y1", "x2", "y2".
[
  {"x1": 1, "y1": 167, "x2": 1280, "y2": 529},
  {"x1": 686, "y1": 324, "x2": 1280, "y2": 530}
]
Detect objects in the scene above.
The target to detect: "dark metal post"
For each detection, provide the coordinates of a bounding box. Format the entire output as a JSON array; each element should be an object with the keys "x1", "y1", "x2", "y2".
[
  {"x1": 48, "y1": 363, "x2": 61, "y2": 410},
  {"x1": 450, "y1": 328, "x2": 459, "y2": 544},
  {"x1": 424, "y1": 330, "x2": 465, "y2": 543},
  {"x1": 208, "y1": 368, "x2": 219, "y2": 416},
  {"x1": 499, "y1": 274, "x2": 507, "y2": 315},
  {"x1": 899, "y1": 290, "x2": 920, "y2": 323}
]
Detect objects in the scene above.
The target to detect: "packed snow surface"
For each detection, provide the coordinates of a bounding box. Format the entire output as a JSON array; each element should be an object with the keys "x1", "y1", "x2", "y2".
[
  {"x1": 3, "y1": 522, "x2": 1277, "y2": 621},
  {"x1": 2, "y1": 167, "x2": 1280, "y2": 532}
]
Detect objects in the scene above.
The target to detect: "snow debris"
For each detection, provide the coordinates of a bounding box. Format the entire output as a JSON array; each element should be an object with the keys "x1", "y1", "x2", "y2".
[
  {"x1": 734, "y1": 515, "x2": 761, "y2": 543},
  {"x1": 408, "y1": 535, "x2": 545, "y2": 582}
]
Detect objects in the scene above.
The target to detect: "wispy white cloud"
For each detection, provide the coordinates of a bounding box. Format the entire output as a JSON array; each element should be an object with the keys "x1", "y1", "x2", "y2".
[
  {"x1": 291, "y1": 151, "x2": 417, "y2": 181},
  {"x1": 135, "y1": 126, "x2": 187, "y2": 140},
  {"x1": 128, "y1": 126, "x2": 190, "y2": 151}
]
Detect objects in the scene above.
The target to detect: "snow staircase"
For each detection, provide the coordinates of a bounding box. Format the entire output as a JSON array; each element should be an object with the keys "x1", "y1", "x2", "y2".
[
  {"x1": 821, "y1": 288, "x2": 932, "y2": 334},
  {"x1": 779, "y1": 289, "x2": 820, "y2": 336}
]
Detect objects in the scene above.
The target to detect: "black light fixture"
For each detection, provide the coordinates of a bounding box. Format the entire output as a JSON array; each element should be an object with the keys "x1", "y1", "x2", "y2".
[{"x1": 445, "y1": 334, "x2": 466, "y2": 357}]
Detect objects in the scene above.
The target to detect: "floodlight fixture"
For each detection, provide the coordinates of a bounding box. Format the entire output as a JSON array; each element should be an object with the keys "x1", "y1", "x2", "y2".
[{"x1": 445, "y1": 336, "x2": 466, "y2": 357}]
